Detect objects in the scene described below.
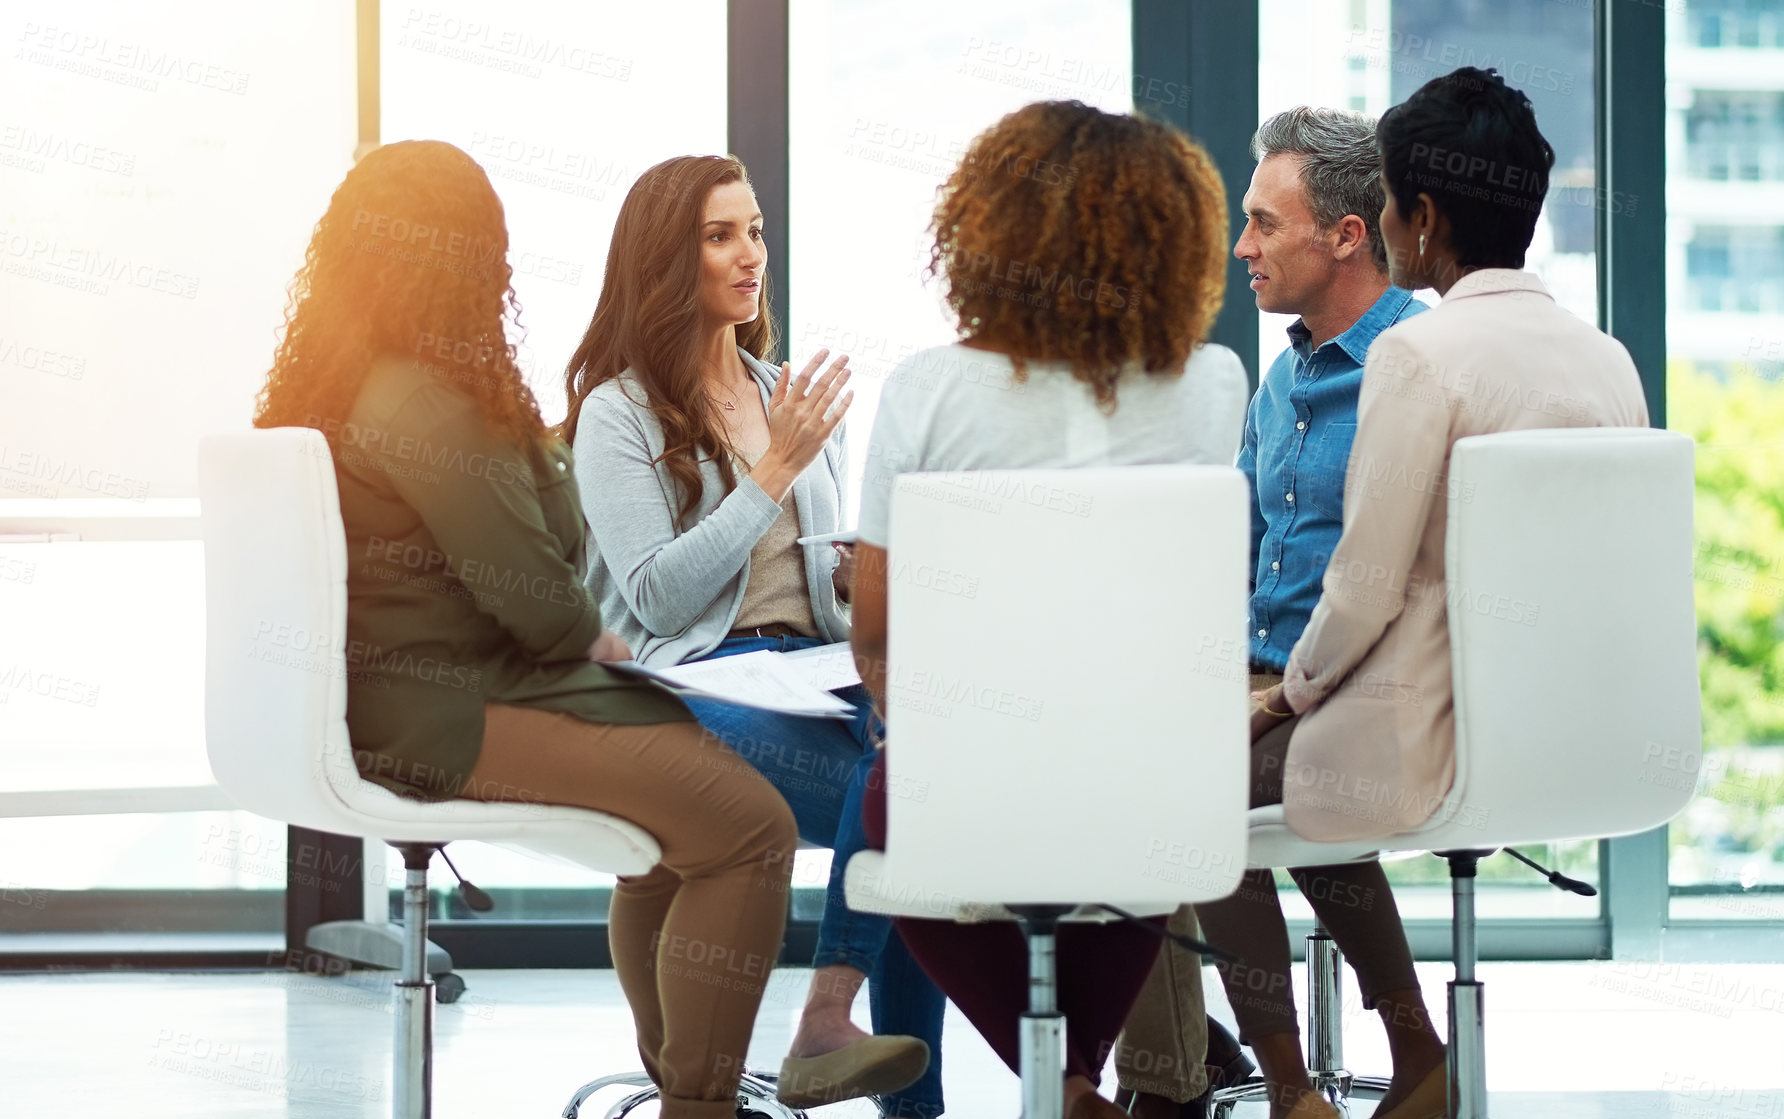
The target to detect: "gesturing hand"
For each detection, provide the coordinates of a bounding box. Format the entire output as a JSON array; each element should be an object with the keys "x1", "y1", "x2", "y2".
[{"x1": 751, "y1": 348, "x2": 853, "y2": 502}]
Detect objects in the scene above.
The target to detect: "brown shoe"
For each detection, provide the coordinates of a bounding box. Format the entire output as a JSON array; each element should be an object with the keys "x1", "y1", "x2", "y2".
[
  {"x1": 1371, "y1": 1062, "x2": 1447, "y2": 1119},
  {"x1": 775, "y1": 1035, "x2": 930, "y2": 1108}
]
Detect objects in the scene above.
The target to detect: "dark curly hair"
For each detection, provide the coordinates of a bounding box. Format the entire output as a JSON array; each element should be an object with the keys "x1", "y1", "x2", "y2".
[
  {"x1": 253, "y1": 140, "x2": 544, "y2": 444},
  {"x1": 561, "y1": 155, "x2": 776, "y2": 524},
  {"x1": 1377, "y1": 66, "x2": 1556, "y2": 270},
  {"x1": 929, "y1": 100, "x2": 1228, "y2": 407}
]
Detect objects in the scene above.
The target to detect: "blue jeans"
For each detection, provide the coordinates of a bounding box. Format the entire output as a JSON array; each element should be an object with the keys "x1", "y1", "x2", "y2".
[{"x1": 679, "y1": 636, "x2": 946, "y2": 1118}]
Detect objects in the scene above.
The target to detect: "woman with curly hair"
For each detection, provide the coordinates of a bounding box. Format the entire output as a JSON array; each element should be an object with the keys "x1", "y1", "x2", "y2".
[
  {"x1": 253, "y1": 140, "x2": 797, "y2": 1119},
  {"x1": 562, "y1": 154, "x2": 944, "y2": 1117},
  {"x1": 850, "y1": 101, "x2": 1249, "y2": 1119}
]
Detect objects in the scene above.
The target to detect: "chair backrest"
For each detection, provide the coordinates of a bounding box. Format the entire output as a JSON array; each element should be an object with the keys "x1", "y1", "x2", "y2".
[
  {"x1": 198, "y1": 428, "x2": 361, "y2": 834},
  {"x1": 882, "y1": 466, "x2": 1250, "y2": 906},
  {"x1": 1427, "y1": 427, "x2": 1701, "y2": 849}
]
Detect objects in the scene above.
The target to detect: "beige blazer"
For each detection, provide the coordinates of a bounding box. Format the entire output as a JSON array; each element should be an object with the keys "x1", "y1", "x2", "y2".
[{"x1": 1279, "y1": 270, "x2": 1650, "y2": 842}]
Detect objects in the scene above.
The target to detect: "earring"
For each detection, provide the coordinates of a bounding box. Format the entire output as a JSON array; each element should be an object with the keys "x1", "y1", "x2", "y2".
[{"x1": 1418, "y1": 234, "x2": 1427, "y2": 267}]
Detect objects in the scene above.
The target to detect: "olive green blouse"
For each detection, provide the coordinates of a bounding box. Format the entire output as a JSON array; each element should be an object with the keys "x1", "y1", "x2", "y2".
[{"x1": 333, "y1": 356, "x2": 690, "y2": 801}]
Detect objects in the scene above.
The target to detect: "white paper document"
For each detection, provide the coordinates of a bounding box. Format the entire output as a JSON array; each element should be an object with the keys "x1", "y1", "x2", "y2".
[
  {"x1": 778, "y1": 641, "x2": 864, "y2": 692},
  {"x1": 794, "y1": 530, "x2": 858, "y2": 546},
  {"x1": 607, "y1": 651, "x2": 856, "y2": 719}
]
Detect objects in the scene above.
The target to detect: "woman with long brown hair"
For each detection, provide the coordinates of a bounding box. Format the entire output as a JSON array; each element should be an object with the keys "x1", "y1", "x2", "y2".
[
  {"x1": 254, "y1": 140, "x2": 797, "y2": 1119},
  {"x1": 564, "y1": 155, "x2": 945, "y2": 1117}
]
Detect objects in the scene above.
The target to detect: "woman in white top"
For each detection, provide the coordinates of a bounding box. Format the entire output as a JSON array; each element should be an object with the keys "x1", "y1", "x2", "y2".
[{"x1": 849, "y1": 100, "x2": 1248, "y2": 1119}]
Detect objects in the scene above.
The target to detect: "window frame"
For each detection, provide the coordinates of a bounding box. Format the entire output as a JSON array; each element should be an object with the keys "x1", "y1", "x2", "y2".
[{"x1": 9, "y1": 0, "x2": 1784, "y2": 972}]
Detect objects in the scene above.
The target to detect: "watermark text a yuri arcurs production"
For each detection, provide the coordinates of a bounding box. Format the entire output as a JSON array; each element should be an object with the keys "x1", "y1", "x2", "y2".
[{"x1": 13, "y1": 22, "x2": 250, "y2": 95}]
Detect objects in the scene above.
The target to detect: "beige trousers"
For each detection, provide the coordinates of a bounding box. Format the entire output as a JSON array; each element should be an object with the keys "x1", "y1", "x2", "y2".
[
  {"x1": 1112, "y1": 672, "x2": 1283, "y2": 1102},
  {"x1": 461, "y1": 704, "x2": 798, "y2": 1119},
  {"x1": 1112, "y1": 905, "x2": 1211, "y2": 1101}
]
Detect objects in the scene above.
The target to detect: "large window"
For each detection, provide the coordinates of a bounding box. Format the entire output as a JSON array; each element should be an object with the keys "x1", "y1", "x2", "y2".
[
  {"x1": 1665, "y1": 0, "x2": 1784, "y2": 923},
  {"x1": 10, "y1": 0, "x2": 1780, "y2": 960},
  {"x1": 0, "y1": 0, "x2": 354, "y2": 941}
]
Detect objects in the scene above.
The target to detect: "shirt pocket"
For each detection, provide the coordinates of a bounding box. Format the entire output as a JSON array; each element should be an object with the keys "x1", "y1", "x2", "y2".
[
  {"x1": 1302, "y1": 422, "x2": 1356, "y2": 522},
  {"x1": 532, "y1": 440, "x2": 585, "y2": 564}
]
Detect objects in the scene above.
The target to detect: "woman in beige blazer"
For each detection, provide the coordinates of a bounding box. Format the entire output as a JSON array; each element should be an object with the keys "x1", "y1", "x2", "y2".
[{"x1": 1200, "y1": 67, "x2": 1650, "y2": 1119}]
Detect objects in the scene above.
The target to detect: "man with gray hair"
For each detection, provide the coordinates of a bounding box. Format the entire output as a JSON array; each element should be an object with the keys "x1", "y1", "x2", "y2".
[
  {"x1": 1234, "y1": 106, "x2": 1426, "y2": 680},
  {"x1": 1113, "y1": 107, "x2": 1431, "y2": 1119}
]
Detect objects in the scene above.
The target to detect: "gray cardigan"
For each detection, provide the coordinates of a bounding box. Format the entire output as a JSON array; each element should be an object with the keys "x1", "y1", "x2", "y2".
[{"x1": 573, "y1": 348, "x2": 851, "y2": 666}]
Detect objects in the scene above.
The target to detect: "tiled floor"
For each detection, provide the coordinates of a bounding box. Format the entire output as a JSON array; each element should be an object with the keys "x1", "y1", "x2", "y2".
[{"x1": 4, "y1": 960, "x2": 1782, "y2": 1117}]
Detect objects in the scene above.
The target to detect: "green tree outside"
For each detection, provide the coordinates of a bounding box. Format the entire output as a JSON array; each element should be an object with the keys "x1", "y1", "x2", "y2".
[{"x1": 1667, "y1": 362, "x2": 1784, "y2": 887}]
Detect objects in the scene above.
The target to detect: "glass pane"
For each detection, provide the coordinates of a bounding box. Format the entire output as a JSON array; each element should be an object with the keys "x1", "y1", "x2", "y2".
[
  {"x1": 0, "y1": 541, "x2": 284, "y2": 930},
  {"x1": 0, "y1": 0, "x2": 350, "y2": 929},
  {"x1": 789, "y1": 0, "x2": 1133, "y2": 510},
  {"x1": 1258, "y1": 0, "x2": 1598, "y2": 364},
  {"x1": 380, "y1": 0, "x2": 727, "y2": 424},
  {"x1": 0, "y1": 812, "x2": 284, "y2": 893},
  {"x1": 1691, "y1": 0, "x2": 1784, "y2": 49},
  {"x1": 0, "y1": 543, "x2": 205, "y2": 791},
  {"x1": 1665, "y1": 0, "x2": 1784, "y2": 922},
  {"x1": 1258, "y1": 0, "x2": 1601, "y2": 919},
  {"x1": 0, "y1": 0, "x2": 354, "y2": 499},
  {"x1": 379, "y1": 1, "x2": 725, "y2": 891}
]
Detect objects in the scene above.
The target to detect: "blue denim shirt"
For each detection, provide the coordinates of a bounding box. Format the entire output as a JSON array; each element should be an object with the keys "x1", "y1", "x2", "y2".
[{"x1": 1238, "y1": 287, "x2": 1428, "y2": 672}]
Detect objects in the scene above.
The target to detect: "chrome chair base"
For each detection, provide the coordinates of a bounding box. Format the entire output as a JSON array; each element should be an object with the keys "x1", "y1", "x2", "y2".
[
  {"x1": 562, "y1": 1070, "x2": 807, "y2": 1118},
  {"x1": 1014, "y1": 906, "x2": 1073, "y2": 1119},
  {"x1": 1208, "y1": 927, "x2": 1391, "y2": 1119},
  {"x1": 1210, "y1": 1072, "x2": 1391, "y2": 1118},
  {"x1": 1213, "y1": 857, "x2": 1499, "y2": 1116},
  {"x1": 392, "y1": 844, "x2": 441, "y2": 1119}
]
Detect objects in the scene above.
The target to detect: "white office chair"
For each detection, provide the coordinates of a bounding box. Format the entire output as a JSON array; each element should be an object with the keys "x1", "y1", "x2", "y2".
[
  {"x1": 198, "y1": 428, "x2": 802, "y2": 1119},
  {"x1": 843, "y1": 465, "x2": 1253, "y2": 1119},
  {"x1": 1212, "y1": 428, "x2": 1703, "y2": 1119}
]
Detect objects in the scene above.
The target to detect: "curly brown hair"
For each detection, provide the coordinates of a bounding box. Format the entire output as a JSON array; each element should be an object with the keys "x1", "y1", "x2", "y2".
[
  {"x1": 930, "y1": 100, "x2": 1228, "y2": 406},
  {"x1": 253, "y1": 140, "x2": 544, "y2": 444}
]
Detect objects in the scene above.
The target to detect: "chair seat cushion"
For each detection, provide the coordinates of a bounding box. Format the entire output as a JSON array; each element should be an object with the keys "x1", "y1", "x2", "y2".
[
  {"x1": 843, "y1": 852, "x2": 1178, "y2": 922},
  {"x1": 322, "y1": 769, "x2": 662, "y2": 876},
  {"x1": 1246, "y1": 805, "x2": 1381, "y2": 870}
]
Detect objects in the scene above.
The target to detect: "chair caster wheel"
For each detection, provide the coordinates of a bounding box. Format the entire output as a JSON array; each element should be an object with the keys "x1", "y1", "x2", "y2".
[{"x1": 434, "y1": 972, "x2": 466, "y2": 1003}]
